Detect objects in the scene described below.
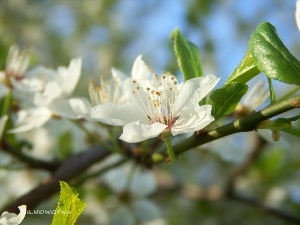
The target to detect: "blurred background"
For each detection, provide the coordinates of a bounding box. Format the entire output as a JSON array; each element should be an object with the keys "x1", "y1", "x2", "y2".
[{"x1": 1, "y1": 0, "x2": 300, "y2": 225}]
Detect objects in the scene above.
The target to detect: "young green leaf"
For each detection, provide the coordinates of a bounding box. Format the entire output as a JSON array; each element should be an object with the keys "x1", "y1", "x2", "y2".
[
  {"x1": 207, "y1": 82, "x2": 248, "y2": 120},
  {"x1": 170, "y1": 28, "x2": 203, "y2": 81},
  {"x1": 226, "y1": 51, "x2": 260, "y2": 84},
  {"x1": 51, "y1": 181, "x2": 86, "y2": 225},
  {"x1": 249, "y1": 22, "x2": 300, "y2": 85}
]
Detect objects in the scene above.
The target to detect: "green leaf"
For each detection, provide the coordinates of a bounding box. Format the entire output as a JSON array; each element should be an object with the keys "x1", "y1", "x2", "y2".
[
  {"x1": 51, "y1": 181, "x2": 86, "y2": 225},
  {"x1": 207, "y1": 82, "x2": 248, "y2": 120},
  {"x1": 170, "y1": 28, "x2": 203, "y2": 81},
  {"x1": 226, "y1": 51, "x2": 260, "y2": 84},
  {"x1": 249, "y1": 22, "x2": 300, "y2": 85}
]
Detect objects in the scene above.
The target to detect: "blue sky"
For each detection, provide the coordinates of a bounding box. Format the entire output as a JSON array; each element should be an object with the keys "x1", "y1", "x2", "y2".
[{"x1": 44, "y1": 0, "x2": 299, "y2": 85}]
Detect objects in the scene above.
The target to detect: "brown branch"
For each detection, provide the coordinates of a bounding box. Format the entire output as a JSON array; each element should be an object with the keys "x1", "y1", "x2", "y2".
[
  {"x1": 0, "y1": 141, "x2": 61, "y2": 172},
  {"x1": 1, "y1": 144, "x2": 111, "y2": 214}
]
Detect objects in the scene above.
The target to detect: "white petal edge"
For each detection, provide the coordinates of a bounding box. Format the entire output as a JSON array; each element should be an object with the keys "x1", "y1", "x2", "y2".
[
  {"x1": 131, "y1": 55, "x2": 150, "y2": 80},
  {"x1": 48, "y1": 98, "x2": 82, "y2": 119},
  {"x1": 171, "y1": 105, "x2": 214, "y2": 136},
  {"x1": 8, "y1": 108, "x2": 52, "y2": 133},
  {"x1": 175, "y1": 74, "x2": 220, "y2": 113},
  {"x1": 69, "y1": 97, "x2": 94, "y2": 120},
  {"x1": 91, "y1": 103, "x2": 147, "y2": 126},
  {"x1": 120, "y1": 121, "x2": 167, "y2": 143},
  {"x1": 60, "y1": 57, "x2": 82, "y2": 96},
  {"x1": 0, "y1": 205, "x2": 27, "y2": 224},
  {"x1": 34, "y1": 81, "x2": 62, "y2": 106}
]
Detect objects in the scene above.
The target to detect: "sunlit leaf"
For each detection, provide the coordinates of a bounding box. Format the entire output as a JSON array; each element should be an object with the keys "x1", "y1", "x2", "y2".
[
  {"x1": 207, "y1": 82, "x2": 248, "y2": 120},
  {"x1": 226, "y1": 51, "x2": 260, "y2": 84},
  {"x1": 51, "y1": 181, "x2": 86, "y2": 225},
  {"x1": 249, "y1": 22, "x2": 300, "y2": 85},
  {"x1": 170, "y1": 28, "x2": 203, "y2": 81}
]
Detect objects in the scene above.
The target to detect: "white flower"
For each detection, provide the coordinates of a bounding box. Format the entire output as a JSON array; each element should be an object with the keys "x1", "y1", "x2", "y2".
[
  {"x1": 0, "y1": 205, "x2": 27, "y2": 225},
  {"x1": 69, "y1": 55, "x2": 150, "y2": 120},
  {"x1": 296, "y1": 0, "x2": 300, "y2": 31},
  {"x1": 92, "y1": 71, "x2": 220, "y2": 143},
  {"x1": 3, "y1": 45, "x2": 29, "y2": 80},
  {"x1": 102, "y1": 163, "x2": 160, "y2": 225},
  {"x1": 9, "y1": 58, "x2": 82, "y2": 133},
  {"x1": 235, "y1": 80, "x2": 269, "y2": 117},
  {"x1": 242, "y1": 80, "x2": 269, "y2": 111},
  {"x1": 0, "y1": 45, "x2": 29, "y2": 99}
]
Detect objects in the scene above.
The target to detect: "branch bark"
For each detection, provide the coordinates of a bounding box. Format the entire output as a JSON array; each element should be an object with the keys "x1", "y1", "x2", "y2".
[{"x1": 1, "y1": 145, "x2": 111, "y2": 214}]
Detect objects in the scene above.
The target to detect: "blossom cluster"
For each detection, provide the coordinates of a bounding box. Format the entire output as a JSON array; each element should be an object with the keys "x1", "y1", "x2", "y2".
[{"x1": 0, "y1": 46, "x2": 220, "y2": 145}]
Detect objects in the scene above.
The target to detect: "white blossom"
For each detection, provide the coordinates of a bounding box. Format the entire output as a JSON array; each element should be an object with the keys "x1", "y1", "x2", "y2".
[
  {"x1": 9, "y1": 58, "x2": 82, "y2": 133},
  {"x1": 69, "y1": 55, "x2": 150, "y2": 120},
  {"x1": 102, "y1": 163, "x2": 160, "y2": 225},
  {"x1": 0, "y1": 205, "x2": 26, "y2": 225},
  {"x1": 91, "y1": 65, "x2": 220, "y2": 143}
]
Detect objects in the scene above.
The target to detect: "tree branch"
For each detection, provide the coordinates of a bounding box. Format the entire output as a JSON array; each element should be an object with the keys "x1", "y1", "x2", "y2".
[
  {"x1": 0, "y1": 141, "x2": 61, "y2": 172},
  {"x1": 1, "y1": 144, "x2": 111, "y2": 214},
  {"x1": 173, "y1": 94, "x2": 300, "y2": 157}
]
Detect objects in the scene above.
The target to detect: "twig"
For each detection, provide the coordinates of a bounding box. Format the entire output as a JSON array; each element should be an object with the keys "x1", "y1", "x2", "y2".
[
  {"x1": 1, "y1": 144, "x2": 111, "y2": 214},
  {"x1": 173, "y1": 94, "x2": 300, "y2": 157},
  {"x1": 0, "y1": 141, "x2": 61, "y2": 172},
  {"x1": 73, "y1": 157, "x2": 128, "y2": 186}
]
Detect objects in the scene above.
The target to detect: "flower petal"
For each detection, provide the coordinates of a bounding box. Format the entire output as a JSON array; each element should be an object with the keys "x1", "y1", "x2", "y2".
[
  {"x1": 91, "y1": 103, "x2": 147, "y2": 126},
  {"x1": 34, "y1": 81, "x2": 63, "y2": 106},
  {"x1": 16, "y1": 205, "x2": 27, "y2": 223},
  {"x1": 57, "y1": 57, "x2": 82, "y2": 96},
  {"x1": 120, "y1": 122, "x2": 167, "y2": 143},
  {"x1": 111, "y1": 206, "x2": 135, "y2": 225},
  {"x1": 130, "y1": 168, "x2": 157, "y2": 197},
  {"x1": 69, "y1": 97, "x2": 93, "y2": 120},
  {"x1": 8, "y1": 108, "x2": 52, "y2": 133},
  {"x1": 132, "y1": 199, "x2": 161, "y2": 222},
  {"x1": 131, "y1": 55, "x2": 150, "y2": 80},
  {"x1": 48, "y1": 99, "x2": 81, "y2": 119},
  {"x1": 175, "y1": 74, "x2": 220, "y2": 113},
  {"x1": 171, "y1": 105, "x2": 214, "y2": 136},
  {"x1": 111, "y1": 67, "x2": 127, "y2": 81}
]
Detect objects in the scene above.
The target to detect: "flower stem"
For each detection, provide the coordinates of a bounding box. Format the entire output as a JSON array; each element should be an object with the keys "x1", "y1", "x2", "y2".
[{"x1": 165, "y1": 139, "x2": 176, "y2": 162}]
